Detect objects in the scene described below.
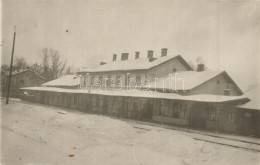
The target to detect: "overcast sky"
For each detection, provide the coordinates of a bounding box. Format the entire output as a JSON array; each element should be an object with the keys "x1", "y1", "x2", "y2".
[{"x1": 1, "y1": 0, "x2": 260, "y2": 91}]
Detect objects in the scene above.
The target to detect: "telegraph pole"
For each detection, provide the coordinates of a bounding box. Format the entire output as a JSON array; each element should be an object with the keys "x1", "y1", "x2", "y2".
[{"x1": 6, "y1": 26, "x2": 16, "y2": 104}]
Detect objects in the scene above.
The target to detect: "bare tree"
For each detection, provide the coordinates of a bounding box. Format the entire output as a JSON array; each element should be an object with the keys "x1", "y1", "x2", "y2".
[
  {"x1": 15, "y1": 57, "x2": 28, "y2": 72},
  {"x1": 1, "y1": 64, "x2": 9, "y2": 72},
  {"x1": 49, "y1": 49, "x2": 66, "y2": 79},
  {"x1": 30, "y1": 63, "x2": 42, "y2": 75},
  {"x1": 41, "y1": 48, "x2": 50, "y2": 79},
  {"x1": 41, "y1": 48, "x2": 67, "y2": 80},
  {"x1": 188, "y1": 56, "x2": 207, "y2": 71},
  {"x1": 66, "y1": 66, "x2": 72, "y2": 75}
]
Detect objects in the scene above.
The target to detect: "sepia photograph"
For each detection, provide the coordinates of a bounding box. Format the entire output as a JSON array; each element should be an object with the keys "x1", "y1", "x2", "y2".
[{"x1": 1, "y1": 0, "x2": 260, "y2": 164}]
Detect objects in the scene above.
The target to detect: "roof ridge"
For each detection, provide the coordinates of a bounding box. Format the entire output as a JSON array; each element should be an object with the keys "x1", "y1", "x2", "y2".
[{"x1": 78, "y1": 54, "x2": 181, "y2": 73}]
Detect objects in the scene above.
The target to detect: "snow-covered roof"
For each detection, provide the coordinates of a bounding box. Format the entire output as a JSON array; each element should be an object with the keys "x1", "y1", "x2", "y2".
[
  {"x1": 237, "y1": 85, "x2": 260, "y2": 110},
  {"x1": 78, "y1": 55, "x2": 192, "y2": 73},
  {"x1": 21, "y1": 86, "x2": 249, "y2": 103},
  {"x1": 2, "y1": 69, "x2": 46, "y2": 80},
  {"x1": 42, "y1": 75, "x2": 80, "y2": 87},
  {"x1": 145, "y1": 71, "x2": 224, "y2": 91}
]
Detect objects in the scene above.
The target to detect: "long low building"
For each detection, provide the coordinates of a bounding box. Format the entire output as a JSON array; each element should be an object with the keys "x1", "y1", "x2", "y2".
[
  {"x1": 19, "y1": 48, "x2": 259, "y2": 137},
  {"x1": 21, "y1": 86, "x2": 253, "y2": 136}
]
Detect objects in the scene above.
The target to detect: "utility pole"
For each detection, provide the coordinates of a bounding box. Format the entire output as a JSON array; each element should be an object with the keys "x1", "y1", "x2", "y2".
[{"x1": 6, "y1": 26, "x2": 16, "y2": 104}]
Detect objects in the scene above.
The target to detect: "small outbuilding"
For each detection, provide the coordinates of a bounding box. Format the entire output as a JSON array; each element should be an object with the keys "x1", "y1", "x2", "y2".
[{"x1": 1, "y1": 69, "x2": 46, "y2": 98}]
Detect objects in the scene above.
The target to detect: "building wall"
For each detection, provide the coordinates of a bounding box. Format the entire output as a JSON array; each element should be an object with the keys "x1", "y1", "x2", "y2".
[
  {"x1": 217, "y1": 106, "x2": 237, "y2": 133},
  {"x1": 257, "y1": 112, "x2": 260, "y2": 137},
  {"x1": 80, "y1": 57, "x2": 189, "y2": 90},
  {"x1": 152, "y1": 100, "x2": 189, "y2": 126},
  {"x1": 235, "y1": 108, "x2": 260, "y2": 137},
  {"x1": 2, "y1": 70, "x2": 45, "y2": 98},
  {"x1": 189, "y1": 73, "x2": 241, "y2": 96},
  {"x1": 83, "y1": 70, "x2": 147, "y2": 89},
  {"x1": 190, "y1": 102, "x2": 241, "y2": 133},
  {"x1": 147, "y1": 57, "x2": 189, "y2": 80},
  {"x1": 20, "y1": 89, "x2": 258, "y2": 137}
]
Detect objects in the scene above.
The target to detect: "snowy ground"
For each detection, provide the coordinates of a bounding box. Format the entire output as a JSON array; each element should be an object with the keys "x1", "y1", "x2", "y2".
[{"x1": 1, "y1": 101, "x2": 260, "y2": 165}]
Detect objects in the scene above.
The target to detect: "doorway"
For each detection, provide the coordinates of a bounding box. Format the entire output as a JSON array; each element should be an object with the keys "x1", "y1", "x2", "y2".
[{"x1": 191, "y1": 103, "x2": 208, "y2": 129}]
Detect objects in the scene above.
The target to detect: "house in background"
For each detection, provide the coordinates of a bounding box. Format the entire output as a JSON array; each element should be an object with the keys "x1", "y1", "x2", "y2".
[
  {"x1": 42, "y1": 75, "x2": 80, "y2": 89},
  {"x1": 1, "y1": 69, "x2": 46, "y2": 98},
  {"x1": 77, "y1": 48, "x2": 193, "y2": 89},
  {"x1": 1, "y1": 71, "x2": 6, "y2": 93}
]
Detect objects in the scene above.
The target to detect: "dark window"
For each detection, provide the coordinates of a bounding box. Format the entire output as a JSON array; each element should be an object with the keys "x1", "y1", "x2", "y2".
[
  {"x1": 224, "y1": 89, "x2": 230, "y2": 96},
  {"x1": 173, "y1": 68, "x2": 177, "y2": 72},
  {"x1": 81, "y1": 74, "x2": 87, "y2": 87},
  {"x1": 106, "y1": 75, "x2": 111, "y2": 87},
  {"x1": 96, "y1": 96, "x2": 99, "y2": 106},
  {"x1": 74, "y1": 95, "x2": 78, "y2": 104},
  {"x1": 91, "y1": 76, "x2": 95, "y2": 85},
  {"x1": 99, "y1": 76, "x2": 103, "y2": 86},
  {"x1": 217, "y1": 80, "x2": 220, "y2": 84},
  {"x1": 172, "y1": 103, "x2": 185, "y2": 119},
  {"x1": 116, "y1": 75, "x2": 121, "y2": 85},
  {"x1": 244, "y1": 112, "x2": 252, "y2": 118},
  {"x1": 208, "y1": 110, "x2": 216, "y2": 120},
  {"x1": 125, "y1": 74, "x2": 130, "y2": 86},
  {"x1": 19, "y1": 79, "x2": 25, "y2": 86},
  {"x1": 226, "y1": 84, "x2": 230, "y2": 89},
  {"x1": 136, "y1": 75, "x2": 141, "y2": 86},
  {"x1": 227, "y1": 112, "x2": 235, "y2": 123}
]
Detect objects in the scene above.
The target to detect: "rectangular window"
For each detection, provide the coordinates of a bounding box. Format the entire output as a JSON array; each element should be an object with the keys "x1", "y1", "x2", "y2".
[
  {"x1": 179, "y1": 109, "x2": 186, "y2": 119},
  {"x1": 172, "y1": 103, "x2": 186, "y2": 119},
  {"x1": 106, "y1": 75, "x2": 111, "y2": 87},
  {"x1": 81, "y1": 74, "x2": 87, "y2": 87},
  {"x1": 91, "y1": 76, "x2": 95, "y2": 85},
  {"x1": 227, "y1": 112, "x2": 235, "y2": 123},
  {"x1": 154, "y1": 101, "x2": 160, "y2": 115},
  {"x1": 208, "y1": 110, "x2": 216, "y2": 120},
  {"x1": 99, "y1": 76, "x2": 103, "y2": 86},
  {"x1": 74, "y1": 95, "x2": 78, "y2": 104},
  {"x1": 244, "y1": 112, "x2": 252, "y2": 118},
  {"x1": 172, "y1": 108, "x2": 179, "y2": 118},
  {"x1": 125, "y1": 74, "x2": 129, "y2": 86},
  {"x1": 115, "y1": 75, "x2": 121, "y2": 85},
  {"x1": 92, "y1": 96, "x2": 96, "y2": 106},
  {"x1": 136, "y1": 75, "x2": 141, "y2": 86},
  {"x1": 96, "y1": 96, "x2": 100, "y2": 106},
  {"x1": 224, "y1": 89, "x2": 230, "y2": 96},
  {"x1": 159, "y1": 104, "x2": 163, "y2": 116}
]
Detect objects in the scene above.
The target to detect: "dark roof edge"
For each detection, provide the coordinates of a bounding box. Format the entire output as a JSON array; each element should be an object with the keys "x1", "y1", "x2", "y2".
[
  {"x1": 222, "y1": 71, "x2": 244, "y2": 95},
  {"x1": 77, "y1": 69, "x2": 147, "y2": 74},
  {"x1": 189, "y1": 71, "x2": 223, "y2": 91},
  {"x1": 77, "y1": 55, "x2": 193, "y2": 74},
  {"x1": 190, "y1": 71, "x2": 243, "y2": 95},
  {"x1": 4, "y1": 69, "x2": 46, "y2": 80},
  {"x1": 148, "y1": 55, "x2": 193, "y2": 71}
]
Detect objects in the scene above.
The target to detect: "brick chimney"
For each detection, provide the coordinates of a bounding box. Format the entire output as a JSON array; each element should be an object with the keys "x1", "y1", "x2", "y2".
[
  {"x1": 197, "y1": 64, "x2": 205, "y2": 72},
  {"x1": 135, "y1": 52, "x2": 140, "y2": 59},
  {"x1": 121, "y1": 53, "x2": 129, "y2": 61},
  {"x1": 161, "y1": 48, "x2": 168, "y2": 57},
  {"x1": 113, "y1": 54, "x2": 117, "y2": 61},
  {"x1": 147, "y1": 50, "x2": 153, "y2": 59}
]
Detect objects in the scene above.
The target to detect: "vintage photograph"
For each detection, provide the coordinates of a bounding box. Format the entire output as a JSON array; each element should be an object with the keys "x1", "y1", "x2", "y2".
[{"x1": 1, "y1": 0, "x2": 260, "y2": 164}]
